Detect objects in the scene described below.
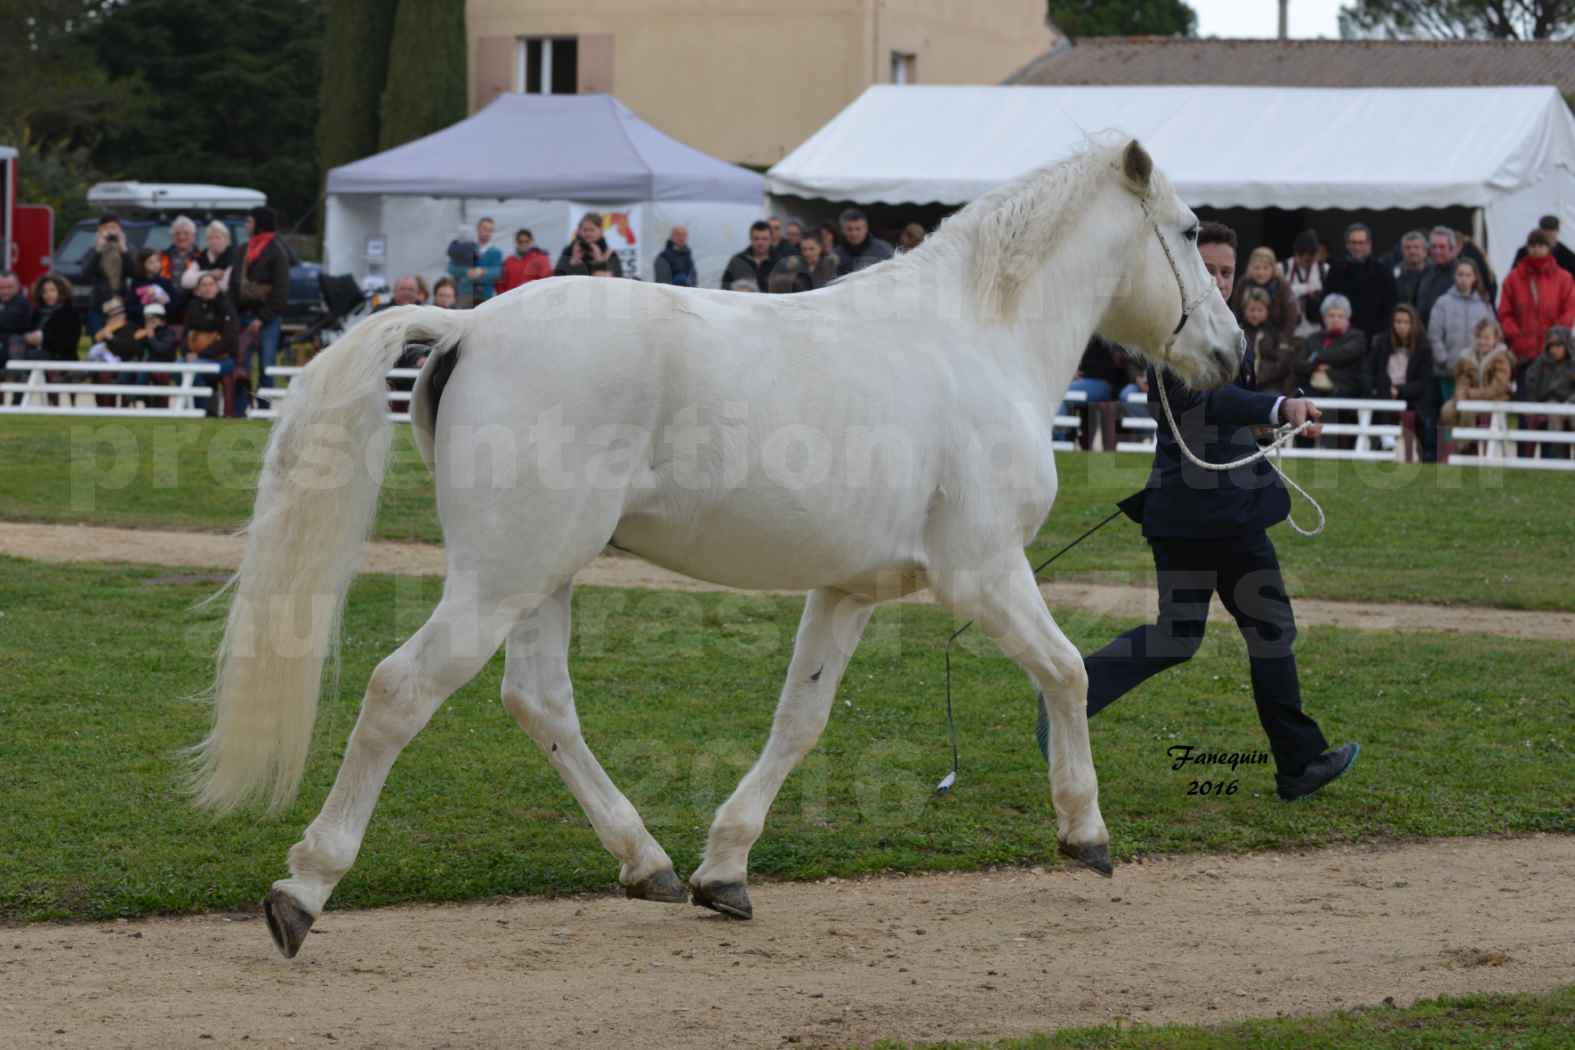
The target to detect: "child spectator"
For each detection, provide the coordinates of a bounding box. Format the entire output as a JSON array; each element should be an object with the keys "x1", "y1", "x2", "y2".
[
  {"x1": 1240, "y1": 287, "x2": 1295, "y2": 395},
  {"x1": 1426, "y1": 257, "x2": 1494, "y2": 411},
  {"x1": 1233, "y1": 246, "x2": 1300, "y2": 342},
  {"x1": 898, "y1": 223, "x2": 927, "y2": 253},
  {"x1": 129, "y1": 248, "x2": 175, "y2": 327},
  {"x1": 1441, "y1": 318, "x2": 1514, "y2": 453},
  {"x1": 499, "y1": 228, "x2": 554, "y2": 292},
  {"x1": 1521, "y1": 326, "x2": 1575, "y2": 459},
  {"x1": 1366, "y1": 304, "x2": 1435, "y2": 457},
  {"x1": 654, "y1": 226, "x2": 697, "y2": 287},
  {"x1": 1500, "y1": 229, "x2": 1575, "y2": 376},
  {"x1": 1281, "y1": 229, "x2": 1328, "y2": 339},
  {"x1": 432, "y1": 277, "x2": 459, "y2": 308}
]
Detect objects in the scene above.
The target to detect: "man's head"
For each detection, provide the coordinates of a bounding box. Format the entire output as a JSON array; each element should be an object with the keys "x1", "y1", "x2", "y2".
[
  {"x1": 171, "y1": 216, "x2": 197, "y2": 252},
  {"x1": 767, "y1": 217, "x2": 782, "y2": 244},
  {"x1": 1538, "y1": 214, "x2": 1561, "y2": 246},
  {"x1": 839, "y1": 208, "x2": 869, "y2": 248},
  {"x1": 1401, "y1": 231, "x2": 1427, "y2": 268},
  {"x1": 392, "y1": 275, "x2": 421, "y2": 306},
  {"x1": 749, "y1": 221, "x2": 772, "y2": 257},
  {"x1": 784, "y1": 220, "x2": 803, "y2": 247},
  {"x1": 0, "y1": 272, "x2": 19, "y2": 301},
  {"x1": 1344, "y1": 223, "x2": 1372, "y2": 261},
  {"x1": 515, "y1": 229, "x2": 535, "y2": 255},
  {"x1": 1197, "y1": 221, "x2": 1238, "y2": 300},
  {"x1": 1428, "y1": 226, "x2": 1458, "y2": 267},
  {"x1": 477, "y1": 217, "x2": 495, "y2": 244},
  {"x1": 670, "y1": 225, "x2": 688, "y2": 248},
  {"x1": 1527, "y1": 229, "x2": 1553, "y2": 259},
  {"x1": 1292, "y1": 229, "x2": 1320, "y2": 266},
  {"x1": 248, "y1": 206, "x2": 277, "y2": 236}
]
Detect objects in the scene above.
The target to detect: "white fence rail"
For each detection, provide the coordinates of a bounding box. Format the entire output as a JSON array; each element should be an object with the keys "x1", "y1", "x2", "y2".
[
  {"x1": 1448, "y1": 400, "x2": 1575, "y2": 471},
  {"x1": 250, "y1": 366, "x2": 420, "y2": 423},
  {"x1": 1, "y1": 360, "x2": 220, "y2": 418},
  {"x1": 1117, "y1": 394, "x2": 1410, "y2": 461}
]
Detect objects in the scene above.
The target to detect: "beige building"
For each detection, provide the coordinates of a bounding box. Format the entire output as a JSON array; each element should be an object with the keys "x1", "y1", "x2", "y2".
[{"x1": 468, "y1": 0, "x2": 1056, "y2": 167}]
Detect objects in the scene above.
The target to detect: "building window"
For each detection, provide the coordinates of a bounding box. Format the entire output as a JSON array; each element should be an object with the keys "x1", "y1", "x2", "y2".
[
  {"x1": 517, "y1": 37, "x2": 579, "y2": 94},
  {"x1": 890, "y1": 51, "x2": 916, "y2": 85}
]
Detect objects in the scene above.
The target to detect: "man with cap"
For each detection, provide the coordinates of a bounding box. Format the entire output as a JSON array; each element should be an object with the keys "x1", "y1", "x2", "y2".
[{"x1": 1054, "y1": 221, "x2": 1360, "y2": 803}]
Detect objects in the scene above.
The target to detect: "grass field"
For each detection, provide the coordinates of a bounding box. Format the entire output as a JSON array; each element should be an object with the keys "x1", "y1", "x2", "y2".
[
  {"x1": 875, "y1": 986, "x2": 1575, "y2": 1049},
  {"x1": 1, "y1": 556, "x2": 1569, "y2": 923},
  {"x1": 1, "y1": 415, "x2": 1570, "y2": 610}
]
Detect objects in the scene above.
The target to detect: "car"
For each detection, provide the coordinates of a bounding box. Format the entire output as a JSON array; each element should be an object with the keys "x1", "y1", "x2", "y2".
[{"x1": 54, "y1": 183, "x2": 326, "y2": 331}]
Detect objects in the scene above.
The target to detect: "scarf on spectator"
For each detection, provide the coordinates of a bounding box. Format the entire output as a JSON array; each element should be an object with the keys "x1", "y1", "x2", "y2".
[{"x1": 245, "y1": 232, "x2": 275, "y2": 267}]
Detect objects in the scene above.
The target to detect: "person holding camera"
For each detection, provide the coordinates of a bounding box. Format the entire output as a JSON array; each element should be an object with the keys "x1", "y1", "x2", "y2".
[
  {"x1": 229, "y1": 206, "x2": 291, "y2": 413},
  {"x1": 81, "y1": 214, "x2": 132, "y2": 334}
]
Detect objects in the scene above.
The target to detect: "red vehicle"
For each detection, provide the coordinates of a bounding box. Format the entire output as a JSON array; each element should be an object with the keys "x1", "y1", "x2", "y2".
[{"x1": 1, "y1": 145, "x2": 54, "y2": 287}]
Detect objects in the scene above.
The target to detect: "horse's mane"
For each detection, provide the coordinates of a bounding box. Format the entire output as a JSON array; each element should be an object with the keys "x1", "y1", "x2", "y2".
[{"x1": 838, "y1": 137, "x2": 1162, "y2": 325}]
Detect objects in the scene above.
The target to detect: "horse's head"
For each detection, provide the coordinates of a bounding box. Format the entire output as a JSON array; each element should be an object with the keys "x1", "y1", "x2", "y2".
[{"x1": 1098, "y1": 141, "x2": 1243, "y2": 390}]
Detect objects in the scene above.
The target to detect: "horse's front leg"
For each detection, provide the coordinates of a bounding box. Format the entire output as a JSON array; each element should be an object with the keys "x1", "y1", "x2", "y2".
[
  {"x1": 932, "y1": 554, "x2": 1111, "y2": 875},
  {"x1": 690, "y1": 588, "x2": 873, "y2": 918}
]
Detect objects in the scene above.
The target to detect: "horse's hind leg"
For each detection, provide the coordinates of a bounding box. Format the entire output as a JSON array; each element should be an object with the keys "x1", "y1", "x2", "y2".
[
  {"x1": 932, "y1": 555, "x2": 1111, "y2": 875},
  {"x1": 500, "y1": 583, "x2": 684, "y2": 903},
  {"x1": 263, "y1": 581, "x2": 531, "y2": 958},
  {"x1": 691, "y1": 588, "x2": 874, "y2": 919}
]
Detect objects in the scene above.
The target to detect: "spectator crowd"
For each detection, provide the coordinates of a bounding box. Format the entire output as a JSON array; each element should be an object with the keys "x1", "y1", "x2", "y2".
[{"x1": 5, "y1": 203, "x2": 1573, "y2": 458}]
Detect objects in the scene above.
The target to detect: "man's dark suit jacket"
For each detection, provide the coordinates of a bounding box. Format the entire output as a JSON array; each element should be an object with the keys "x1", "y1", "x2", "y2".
[{"x1": 1120, "y1": 364, "x2": 1291, "y2": 540}]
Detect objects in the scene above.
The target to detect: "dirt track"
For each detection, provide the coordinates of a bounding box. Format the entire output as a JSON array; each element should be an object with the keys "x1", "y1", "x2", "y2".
[
  {"x1": 2, "y1": 835, "x2": 1571, "y2": 1049},
  {"x1": 4, "y1": 521, "x2": 1571, "y2": 641}
]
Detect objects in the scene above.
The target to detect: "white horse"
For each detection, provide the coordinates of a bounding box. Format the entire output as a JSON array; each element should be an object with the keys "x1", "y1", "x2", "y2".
[{"x1": 191, "y1": 139, "x2": 1242, "y2": 959}]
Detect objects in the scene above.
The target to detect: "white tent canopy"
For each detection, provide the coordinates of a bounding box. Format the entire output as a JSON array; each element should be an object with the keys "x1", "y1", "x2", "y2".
[
  {"x1": 766, "y1": 85, "x2": 1575, "y2": 281},
  {"x1": 326, "y1": 93, "x2": 765, "y2": 288}
]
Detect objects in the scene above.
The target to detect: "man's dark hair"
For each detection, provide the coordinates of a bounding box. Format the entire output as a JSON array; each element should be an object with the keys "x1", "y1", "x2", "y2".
[
  {"x1": 838, "y1": 207, "x2": 867, "y2": 224},
  {"x1": 749, "y1": 220, "x2": 771, "y2": 234},
  {"x1": 1292, "y1": 229, "x2": 1320, "y2": 257},
  {"x1": 249, "y1": 206, "x2": 278, "y2": 233},
  {"x1": 1343, "y1": 221, "x2": 1371, "y2": 242},
  {"x1": 1538, "y1": 214, "x2": 1560, "y2": 232},
  {"x1": 1197, "y1": 221, "x2": 1237, "y2": 253},
  {"x1": 517, "y1": 228, "x2": 534, "y2": 240},
  {"x1": 97, "y1": 213, "x2": 121, "y2": 227},
  {"x1": 1527, "y1": 229, "x2": 1552, "y2": 249}
]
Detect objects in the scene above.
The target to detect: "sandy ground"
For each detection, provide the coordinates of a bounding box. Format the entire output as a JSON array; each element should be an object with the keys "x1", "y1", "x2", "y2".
[
  {"x1": 4, "y1": 520, "x2": 1571, "y2": 641},
  {"x1": 1, "y1": 835, "x2": 1571, "y2": 1049}
]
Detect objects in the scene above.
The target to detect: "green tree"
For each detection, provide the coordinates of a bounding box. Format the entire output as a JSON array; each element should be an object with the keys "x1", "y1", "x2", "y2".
[
  {"x1": 1047, "y1": 0, "x2": 1197, "y2": 38},
  {"x1": 0, "y1": 0, "x2": 127, "y2": 151},
  {"x1": 1339, "y1": 0, "x2": 1574, "y2": 38},
  {"x1": 378, "y1": 0, "x2": 467, "y2": 152},
  {"x1": 317, "y1": 0, "x2": 401, "y2": 181},
  {"x1": 88, "y1": 0, "x2": 326, "y2": 229}
]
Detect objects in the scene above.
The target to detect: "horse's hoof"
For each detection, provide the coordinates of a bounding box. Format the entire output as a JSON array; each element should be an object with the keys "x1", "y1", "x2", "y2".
[
  {"x1": 262, "y1": 888, "x2": 316, "y2": 959},
  {"x1": 1058, "y1": 839, "x2": 1115, "y2": 878},
  {"x1": 624, "y1": 868, "x2": 689, "y2": 904},
  {"x1": 691, "y1": 880, "x2": 753, "y2": 920}
]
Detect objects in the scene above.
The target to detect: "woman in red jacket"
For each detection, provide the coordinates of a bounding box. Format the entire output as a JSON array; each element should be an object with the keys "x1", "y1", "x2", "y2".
[{"x1": 1500, "y1": 230, "x2": 1575, "y2": 378}]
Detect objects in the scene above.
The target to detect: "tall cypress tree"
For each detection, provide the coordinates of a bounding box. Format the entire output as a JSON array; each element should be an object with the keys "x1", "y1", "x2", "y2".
[
  {"x1": 317, "y1": 0, "x2": 401, "y2": 179},
  {"x1": 378, "y1": 0, "x2": 467, "y2": 152}
]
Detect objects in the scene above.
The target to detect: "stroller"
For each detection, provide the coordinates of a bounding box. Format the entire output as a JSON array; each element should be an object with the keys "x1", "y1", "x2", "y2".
[{"x1": 286, "y1": 273, "x2": 375, "y2": 366}]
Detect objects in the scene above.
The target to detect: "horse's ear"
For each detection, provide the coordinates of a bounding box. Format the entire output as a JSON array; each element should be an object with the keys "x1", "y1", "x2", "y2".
[{"x1": 1121, "y1": 140, "x2": 1153, "y2": 195}]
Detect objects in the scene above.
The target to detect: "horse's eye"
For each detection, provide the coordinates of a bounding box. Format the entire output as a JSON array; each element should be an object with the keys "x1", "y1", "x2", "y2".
[{"x1": 1183, "y1": 227, "x2": 1198, "y2": 243}]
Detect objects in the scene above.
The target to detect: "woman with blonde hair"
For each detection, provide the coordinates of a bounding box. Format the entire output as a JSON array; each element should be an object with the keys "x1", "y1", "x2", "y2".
[{"x1": 1232, "y1": 245, "x2": 1300, "y2": 342}]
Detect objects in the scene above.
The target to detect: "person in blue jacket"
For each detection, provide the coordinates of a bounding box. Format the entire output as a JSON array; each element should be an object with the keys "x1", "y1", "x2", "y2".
[{"x1": 1071, "y1": 222, "x2": 1359, "y2": 803}]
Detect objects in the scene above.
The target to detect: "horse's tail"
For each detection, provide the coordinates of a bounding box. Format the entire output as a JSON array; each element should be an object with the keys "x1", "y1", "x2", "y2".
[{"x1": 189, "y1": 305, "x2": 468, "y2": 814}]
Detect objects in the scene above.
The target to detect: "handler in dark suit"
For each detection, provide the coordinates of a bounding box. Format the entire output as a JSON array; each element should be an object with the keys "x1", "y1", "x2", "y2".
[{"x1": 1079, "y1": 222, "x2": 1359, "y2": 802}]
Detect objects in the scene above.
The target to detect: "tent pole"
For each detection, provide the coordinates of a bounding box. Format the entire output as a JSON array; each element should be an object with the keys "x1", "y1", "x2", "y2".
[{"x1": 1472, "y1": 207, "x2": 1485, "y2": 256}]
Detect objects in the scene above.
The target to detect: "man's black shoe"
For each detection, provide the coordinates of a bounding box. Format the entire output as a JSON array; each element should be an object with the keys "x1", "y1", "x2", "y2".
[{"x1": 1276, "y1": 742, "x2": 1359, "y2": 801}]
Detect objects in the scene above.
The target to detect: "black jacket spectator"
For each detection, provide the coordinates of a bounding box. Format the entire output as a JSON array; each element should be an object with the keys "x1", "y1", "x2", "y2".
[
  {"x1": 1394, "y1": 264, "x2": 1428, "y2": 309},
  {"x1": 1364, "y1": 331, "x2": 1433, "y2": 410},
  {"x1": 26, "y1": 289, "x2": 82, "y2": 363},
  {"x1": 0, "y1": 283, "x2": 30, "y2": 349},
  {"x1": 654, "y1": 240, "x2": 696, "y2": 286},
  {"x1": 836, "y1": 235, "x2": 894, "y2": 276},
  {"x1": 1296, "y1": 328, "x2": 1369, "y2": 398},
  {"x1": 183, "y1": 293, "x2": 240, "y2": 361},
  {"x1": 230, "y1": 236, "x2": 291, "y2": 322},
  {"x1": 1413, "y1": 262, "x2": 1457, "y2": 327},
  {"x1": 722, "y1": 249, "x2": 773, "y2": 292},
  {"x1": 1323, "y1": 256, "x2": 1395, "y2": 342},
  {"x1": 554, "y1": 236, "x2": 624, "y2": 277},
  {"x1": 1077, "y1": 336, "x2": 1129, "y2": 391}
]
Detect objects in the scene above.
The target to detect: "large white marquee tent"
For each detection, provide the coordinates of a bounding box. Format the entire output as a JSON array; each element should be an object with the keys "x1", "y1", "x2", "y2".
[
  {"x1": 325, "y1": 93, "x2": 765, "y2": 288},
  {"x1": 765, "y1": 85, "x2": 1575, "y2": 282}
]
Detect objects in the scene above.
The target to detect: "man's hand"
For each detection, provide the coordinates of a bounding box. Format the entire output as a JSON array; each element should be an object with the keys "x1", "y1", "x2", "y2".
[
  {"x1": 468, "y1": 266, "x2": 484, "y2": 279},
  {"x1": 24, "y1": 330, "x2": 42, "y2": 347},
  {"x1": 1281, "y1": 397, "x2": 1323, "y2": 439}
]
